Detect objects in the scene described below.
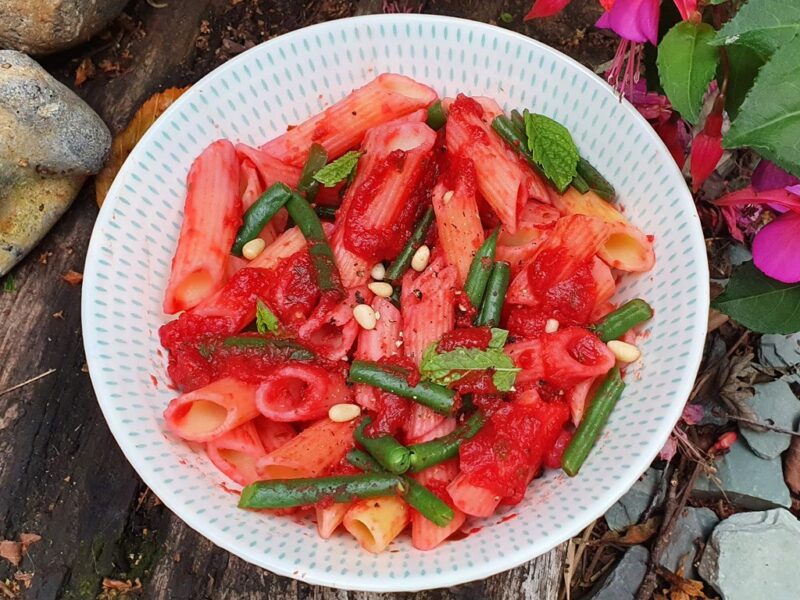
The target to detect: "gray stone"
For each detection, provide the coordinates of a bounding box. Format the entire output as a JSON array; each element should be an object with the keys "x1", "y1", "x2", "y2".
[
  {"x1": 0, "y1": 0, "x2": 129, "y2": 55},
  {"x1": 694, "y1": 438, "x2": 791, "y2": 510},
  {"x1": 588, "y1": 545, "x2": 649, "y2": 600},
  {"x1": 0, "y1": 50, "x2": 110, "y2": 275},
  {"x1": 759, "y1": 333, "x2": 800, "y2": 383},
  {"x1": 605, "y1": 468, "x2": 664, "y2": 532},
  {"x1": 727, "y1": 244, "x2": 752, "y2": 267},
  {"x1": 657, "y1": 507, "x2": 718, "y2": 579},
  {"x1": 698, "y1": 509, "x2": 800, "y2": 600},
  {"x1": 740, "y1": 380, "x2": 800, "y2": 459}
]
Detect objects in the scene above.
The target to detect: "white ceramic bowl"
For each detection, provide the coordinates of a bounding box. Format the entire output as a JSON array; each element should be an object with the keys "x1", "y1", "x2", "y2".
[{"x1": 82, "y1": 14, "x2": 708, "y2": 592}]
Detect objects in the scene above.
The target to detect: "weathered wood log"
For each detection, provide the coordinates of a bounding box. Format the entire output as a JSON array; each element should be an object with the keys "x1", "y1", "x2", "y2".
[{"x1": 0, "y1": 1, "x2": 613, "y2": 597}]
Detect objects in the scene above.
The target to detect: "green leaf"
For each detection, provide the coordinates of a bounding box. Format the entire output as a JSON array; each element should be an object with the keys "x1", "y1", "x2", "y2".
[
  {"x1": 489, "y1": 328, "x2": 508, "y2": 348},
  {"x1": 712, "y1": 0, "x2": 800, "y2": 57},
  {"x1": 657, "y1": 21, "x2": 720, "y2": 124},
  {"x1": 723, "y1": 34, "x2": 800, "y2": 177},
  {"x1": 197, "y1": 343, "x2": 215, "y2": 359},
  {"x1": 2, "y1": 274, "x2": 14, "y2": 293},
  {"x1": 419, "y1": 341, "x2": 520, "y2": 392},
  {"x1": 711, "y1": 261, "x2": 800, "y2": 334},
  {"x1": 312, "y1": 151, "x2": 363, "y2": 187},
  {"x1": 723, "y1": 43, "x2": 767, "y2": 120},
  {"x1": 499, "y1": 12, "x2": 513, "y2": 23},
  {"x1": 524, "y1": 112, "x2": 579, "y2": 193},
  {"x1": 256, "y1": 299, "x2": 280, "y2": 334}
]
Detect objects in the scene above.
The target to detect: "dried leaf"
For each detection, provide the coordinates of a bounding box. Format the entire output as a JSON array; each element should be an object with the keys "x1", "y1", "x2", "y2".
[
  {"x1": 707, "y1": 308, "x2": 729, "y2": 332},
  {"x1": 95, "y1": 86, "x2": 190, "y2": 206},
  {"x1": 601, "y1": 516, "x2": 662, "y2": 545},
  {"x1": 18, "y1": 533, "x2": 40, "y2": 553},
  {"x1": 660, "y1": 566, "x2": 709, "y2": 599},
  {"x1": 717, "y1": 351, "x2": 761, "y2": 424},
  {"x1": 0, "y1": 541, "x2": 21, "y2": 566},
  {"x1": 62, "y1": 270, "x2": 83, "y2": 285},
  {"x1": 13, "y1": 571, "x2": 33, "y2": 589},
  {"x1": 102, "y1": 578, "x2": 142, "y2": 592},
  {"x1": 74, "y1": 58, "x2": 96, "y2": 87},
  {"x1": 784, "y1": 435, "x2": 800, "y2": 494}
]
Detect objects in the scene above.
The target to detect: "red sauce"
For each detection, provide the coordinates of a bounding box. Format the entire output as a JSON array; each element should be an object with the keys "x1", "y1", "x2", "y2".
[
  {"x1": 437, "y1": 327, "x2": 492, "y2": 352},
  {"x1": 540, "y1": 261, "x2": 597, "y2": 326},
  {"x1": 497, "y1": 512, "x2": 518, "y2": 524},
  {"x1": 455, "y1": 296, "x2": 479, "y2": 328},
  {"x1": 150, "y1": 374, "x2": 159, "y2": 388},
  {"x1": 506, "y1": 305, "x2": 547, "y2": 339},
  {"x1": 368, "y1": 390, "x2": 411, "y2": 437},
  {"x1": 261, "y1": 250, "x2": 320, "y2": 328},
  {"x1": 378, "y1": 355, "x2": 421, "y2": 386},
  {"x1": 452, "y1": 371, "x2": 498, "y2": 396},
  {"x1": 449, "y1": 95, "x2": 490, "y2": 145},
  {"x1": 218, "y1": 482, "x2": 240, "y2": 496}
]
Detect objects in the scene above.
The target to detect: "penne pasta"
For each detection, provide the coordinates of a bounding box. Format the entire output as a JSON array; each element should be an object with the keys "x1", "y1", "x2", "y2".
[
  {"x1": 446, "y1": 472, "x2": 501, "y2": 518},
  {"x1": 343, "y1": 496, "x2": 410, "y2": 554},
  {"x1": 163, "y1": 139, "x2": 241, "y2": 314},
  {"x1": 411, "y1": 460, "x2": 465, "y2": 551},
  {"x1": 354, "y1": 297, "x2": 403, "y2": 411},
  {"x1": 239, "y1": 158, "x2": 287, "y2": 246},
  {"x1": 164, "y1": 377, "x2": 259, "y2": 442},
  {"x1": 255, "y1": 364, "x2": 351, "y2": 421},
  {"x1": 261, "y1": 73, "x2": 437, "y2": 166},
  {"x1": 257, "y1": 418, "x2": 356, "y2": 480},
  {"x1": 298, "y1": 285, "x2": 371, "y2": 360},
  {"x1": 316, "y1": 502, "x2": 352, "y2": 539},
  {"x1": 206, "y1": 421, "x2": 266, "y2": 486},
  {"x1": 253, "y1": 416, "x2": 296, "y2": 452},
  {"x1": 236, "y1": 143, "x2": 302, "y2": 189},
  {"x1": 496, "y1": 202, "x2": 560, "y2": 274}
]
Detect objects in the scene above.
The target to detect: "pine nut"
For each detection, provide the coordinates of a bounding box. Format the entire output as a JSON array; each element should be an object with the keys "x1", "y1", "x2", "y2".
[
  {"x1": 411, "y1": 244, "x2": 431, "y2": 272},
  {"x1": 545, "y1": 318, "x2": 560, "y2": 333},
  {"x1": 353, "y1": 304, "x2": 377, "y2": 330},
  {"x1": 607, "y1": 340, "x2": 641, "y2": 363},
  {"x1": 371, "y1": 263, "x2": 386, "y2": 281},
  {"x1": 242, "y1": 238, "x2": 266, "y2": 260},
  {"x1": 442, "y1": 190, "x2": 454, "y2": 204},
  {"x1": 328, "y1": 403, "x2": 361, "y2": 423},
  {"x1": 368, "y1": 282, "x2": 393, "y2": 297}
]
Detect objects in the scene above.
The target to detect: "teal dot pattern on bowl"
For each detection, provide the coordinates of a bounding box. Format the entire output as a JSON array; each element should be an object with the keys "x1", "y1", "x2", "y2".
[{"x1": 82, "y1": 14, "x2": 708, "y2": 593}]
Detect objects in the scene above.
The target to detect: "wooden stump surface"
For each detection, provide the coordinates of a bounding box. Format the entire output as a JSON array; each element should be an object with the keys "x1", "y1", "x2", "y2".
[{"x1": 0, "y1": 1, "x2": 615, "y2": 597}]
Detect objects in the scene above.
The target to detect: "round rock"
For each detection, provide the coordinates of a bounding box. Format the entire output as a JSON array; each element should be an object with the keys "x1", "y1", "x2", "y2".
[
  {"x1": 0, "y1": 0, "x2": 129, "y2": 55},
  {"x1": 0, "y1": 50, "x2": 111, "y2": 275}
]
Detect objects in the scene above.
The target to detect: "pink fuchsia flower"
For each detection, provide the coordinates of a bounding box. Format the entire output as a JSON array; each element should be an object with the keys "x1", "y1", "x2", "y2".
[
  {"x1": 628, "y1": 79, "x2": 672, "y2": 123},
  {"x1": 672, "y1": 0, "x2": 699, "y2": 21},
  {"x1": 752, "y1": 159, "x2": 800, "y2": 193},
  {"x1": 654, "y1": 114, "x2": 691, "y2": 167},
  {"x1": 596, "y1": 0, "x2": 660, "y2": 44},
  {"x1": 524, "y1": 0, "x2": 572, "y2": 19},
  {"x1": 715, "y1": 187, "x2": 800, "y2": 283},
  {"x1": 690, "y1": 112, "x2": 723, "y2": 192}
]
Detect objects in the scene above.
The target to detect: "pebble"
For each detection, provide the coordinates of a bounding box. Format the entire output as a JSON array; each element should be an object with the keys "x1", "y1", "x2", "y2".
[
  {"x1": 759, "y1": 333, "x2": 800, "y2": 383},
  {"x1": 694, "y1": 438, "x2": 791, "y2": 510},
  {"x1": 0, "y1": 0, "x2": 129, "y2": 55},
  {"x1": 698, "y1": 509, "x2": 800, "y2": 600},
  {"x1": 587, "y1": 545, "x2": 649, "y2": 600},
  {"x1": 0, "y1": 50, "x2": 110, "y2": 276},
  {"x1": 739, "y1": 380, "x2": 800, "y2": 459},
  {"x1": 605, "y1": 468, "x2": 664, "y2": 532},
  {"x1": 657, "y1": 506, "x2": 718, "y2": 580}
]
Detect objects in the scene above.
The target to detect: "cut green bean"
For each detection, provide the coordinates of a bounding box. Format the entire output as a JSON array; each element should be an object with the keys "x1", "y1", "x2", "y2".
[
  {"x1": 238, "y1": 474, "x2": 404, "y2": 509},
  {"x1": 402, "y1": 476, "x2": 454, "y2": 526},
  {"x1": 355, "y1": 417, "x2": 412, "y2": 474},
  {"x1": 571, "y1": 172, "x2": 590, "y2": 194},
  {"x1": 510, "y1": 109, "x2": 526, "y2": 136},
  {"x1": 297, "y1": 143, "x2": 328, "y2": 202},
  {"x1": 385, "y1": 207, "x2": 435, "y2": 282},
  {"x1": 561, "y1": 368, "x2": 625, "y2": 476},
  {"x1": 285, "y1": 192, "x2": 344, "y2": 299},
  {"x1": 231, "y1": 183, "x2": 292, "y2": 256},
  {"x1": 593, "y1": 299, "x2": 654, "y2": 342},
  {"x1": 408, "y1": 412, "x2": 485, "y2": 472},
  {"x1": 348, "y1": 360, "x2": 456, "y2": 415},
  {"x1": 464, "y1": 227, "x2": 500, "y2": 308},
  {"x1": 346, "y1": 449, "x2": 383, "y2": 473},
  {"x1": 492, "y1": 115, "x2": 528, "y2": 154},
  {"x1": 476, "y1": 261, "x2": 510, "y2": 327},
  {"x1": 222, "y1": 336, "x2": 315, "y2": 360},
  {"x1": 577, "y1": 157, "x2": 616, "y2": 201},
  {"x1": 314, "y1": 204, "x2": 338, "y2": 221},
  {"x1": 426, "y1": 100, "x2": 447, "y2": 130}
]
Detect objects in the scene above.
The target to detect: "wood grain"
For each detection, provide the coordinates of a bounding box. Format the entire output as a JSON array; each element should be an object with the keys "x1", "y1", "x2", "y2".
[{"x1": 0, "y1": 1, "x2": 613, "y2": 597}]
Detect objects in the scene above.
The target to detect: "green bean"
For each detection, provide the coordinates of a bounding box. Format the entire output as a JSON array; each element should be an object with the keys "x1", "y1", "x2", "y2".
[
  {"x1": 571, "y1": 172, "x2": 590, "y2": 194},
  {"x1": 231, "y1": 183, "x2": 292, "y2": 256},
  {"x1": 408, "y1": 412, "x2": 485, "y2": 473},
  {"x1": 348, "y1": 360, "x2": 456, "y2": 415},
  {"x1": 561, "y1": 368, "x2": 625, "y2": 476},
  {"x1": 222, "y1": 336, "x2": 315, "y2": 360},
  {"x1": 385, "y1": 207, "x2": 435, "y2": 282},
  {"x1": 577, "y1": 157, "x2": 616, "y2": 201},
  {"x1": 238, "y1": 474, "x2": 404, "y2": 509},
  {"x1": 426, "y1": 100, "x2": 447, "y2": 130},
  {"x1": 285, "y1": 192, "x2": 345, "y2": 300},
  {"x1": 347, "y1": 449, "x2": 454, "y2": 527},
  {"x1": 402, "y1": 476, "x2": 454, "y2": 526},
  {"x1": 297, "y1": 143, "x2": 328, "y2": 202},
  {"x1": 491, "y1": 115, "x2": 528, "y2": 154},
  {"x1": 510, "y1": 109, "x2": 526, "y2": 136},
  {"x1": 355, "y1": 417, "x2": 412, "y2": 474},
  {"x1": 464, "y1": 227, "x2": 500, "y2": 308},
  {"x1": 314, "y1": 204, "x2": 338, "y2": 221},
  {"x1": 593, "y1": 299, "x2": 654, "y2": 342},
  {"x1": 476, "y1": 261, "x2": 510, "y2": 327},
  {"x1": 346, "y1": 449, "x2": 383, "y2": 473}
]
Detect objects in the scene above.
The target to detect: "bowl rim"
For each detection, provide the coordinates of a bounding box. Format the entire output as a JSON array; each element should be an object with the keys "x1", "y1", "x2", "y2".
[{"x1": 82, "y1": 12, "x2": 709, "y2": 592}]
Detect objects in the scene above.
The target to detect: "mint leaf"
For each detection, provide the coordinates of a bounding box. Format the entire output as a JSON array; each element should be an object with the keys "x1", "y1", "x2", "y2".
[
  {"x1": 723, "y1": 34, "x2": 800, "y2": 178},
  {"x1": 256, "y1": 299, "x2": 280, "y2": 334},
  {"x1": 420, "y1": 341, "x2": 520, "y2": 392},
  {"x1": 524, "y1": 112, "x2": 579, "y2": 193},
  {"x1": 712, "y1": 0, "x2": 800, "y2": 57},
  {"x1": 312, "y1": 151, "x2": 363, "y2": 187},
  {"x1": 197, "y1": 343, "x2": 215, "y2": 359},
  {"x1": 489, "y1": 328, "x2": 509, "y2": 348},
  {"x1": 2, "y1": 274, "x2": 14, "y2": 293},
  {"x1": 723, "y1": 43, "x2": 767, "y2": 120},
  {"x1": 657, "y1": 21, "x2": 719, "y2": 124},
  {"x1": 711, "y1": 261, "x2": 800, "y2": 334}
]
